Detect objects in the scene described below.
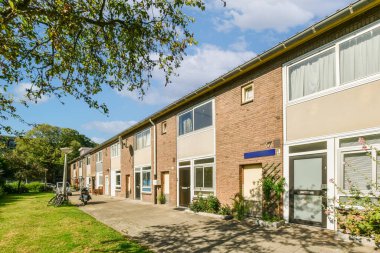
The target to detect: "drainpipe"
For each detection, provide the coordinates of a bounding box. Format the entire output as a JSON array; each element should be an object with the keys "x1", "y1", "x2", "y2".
[{"x1": 149, "y1": 118, "x2": 157, "y2": 204}]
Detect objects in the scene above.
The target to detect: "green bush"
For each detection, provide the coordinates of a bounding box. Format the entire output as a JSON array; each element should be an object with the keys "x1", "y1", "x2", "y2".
[
  {"x1": 231, "y1": 193, "x2": 250, "y2": 220},
  {"x1": 0, "y1": 186, "x2": 4, "y2": 198},
  {"x1": 3, "y1": 182, "x2": 29, "y2": 194},
  {"x1": 26, "y1": 182, "x2": 46, "y2": 193},
  {"x1": 190, "y1": 195, "x2": 221, "y2": 214},
  {"x1": 218, "y1": 204, "x2": 232, "y2": 216},
  {"x1": 158, "y1": 194, "x2": 166, "y2": 204}
]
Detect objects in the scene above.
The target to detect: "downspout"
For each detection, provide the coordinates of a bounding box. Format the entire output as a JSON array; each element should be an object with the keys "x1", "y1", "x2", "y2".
[{"x1": 149, "y1": 118, "x2": 157, "y2": 204}]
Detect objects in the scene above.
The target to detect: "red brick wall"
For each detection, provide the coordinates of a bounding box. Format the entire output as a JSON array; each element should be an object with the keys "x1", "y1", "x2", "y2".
[
  {"x1": 156, "y1": 114, "x2": 177, "y2": 206},
  {"x1": 120, "y1": 136, "x2": 134, "y2": 198}
]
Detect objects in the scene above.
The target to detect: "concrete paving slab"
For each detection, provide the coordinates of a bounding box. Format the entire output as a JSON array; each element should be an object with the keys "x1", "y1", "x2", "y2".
[{"x1": 71, "y1": 194, "x2": 377, "y2": 253}]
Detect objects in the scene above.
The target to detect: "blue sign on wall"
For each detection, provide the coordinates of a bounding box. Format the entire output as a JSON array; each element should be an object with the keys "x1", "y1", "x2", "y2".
[{"x1": 244, "y1": 149, "x2": 276, "y2": 159}]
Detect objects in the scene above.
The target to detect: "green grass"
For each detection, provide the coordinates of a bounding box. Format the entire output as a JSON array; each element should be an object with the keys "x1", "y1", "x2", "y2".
[{"x1": 0, "y1": 193, "x2": 150, "y2": 253}]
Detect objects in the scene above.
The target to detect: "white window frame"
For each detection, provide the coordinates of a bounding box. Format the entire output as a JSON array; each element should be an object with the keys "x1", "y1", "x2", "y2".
[
  {"x1": 96, "y1": 151, "x2": 102, "y2": 163},
  {"x1": 86, "y1": 156, "x2": 91, "y2": 165},
  {"x1": 285, "y1": 20, "x2": 380, "y2": 106},
  {"x1": 111, "y1": 143, "x2": 120, "y2": 157},
  {"x1": 140, "y1": 166, "x2": 151, "y2": 193},
  {"x1": 177, "y1": 99, "x2": 214, "y2": 137},
  {"x1": 338, "y1": 144, "x2": 380, "y2": 194},
  {"x1": 115, "y1": 170, "x2": 121, "y2": 190},
  {"x1": 135, "y1": 128, "x2": 151, "y2": 150},
  {"x1": 96, "y1": 172, "x2": 103, "y2": 187},
  {"x1": 194, "y1": 161, "x2": 215, "y2": 193},
  {"x1": 241, "y1": 82, "x2": 254, "y2": 104}
]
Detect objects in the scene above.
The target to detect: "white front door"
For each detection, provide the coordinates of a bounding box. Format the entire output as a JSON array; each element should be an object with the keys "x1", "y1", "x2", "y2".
[
  {"x1": 243, "y1": 164, "x2": 263, "y2": 217},
  {"x1": 111, "y1": 170, "x2": 116, "y2": 197},
  {"x1": 105, "y1": 176, "x2": 109, "y2": 195}
]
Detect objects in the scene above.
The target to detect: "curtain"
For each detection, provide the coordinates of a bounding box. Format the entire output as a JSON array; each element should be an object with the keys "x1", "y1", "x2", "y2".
[
  {"x1": 289, "y1": 48, "x2": 336, "y2": 100},
  {"x1": 340, "y1": 26, "x2": 380, "y2": 84}
]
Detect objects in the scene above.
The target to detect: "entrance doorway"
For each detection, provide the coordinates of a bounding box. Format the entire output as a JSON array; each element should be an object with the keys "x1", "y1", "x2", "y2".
[
  {"x1": 290, "y1": 154, "x2": 327, "y2": 227},
  {"x1": 162, "y1": 172, "x2": 169, "y2": 203},
  {"x1": 135, "y1": 172, "x2": 141, "y2": 200},
  {"x1": 126, "y1": 175, "x2": 130, "y2": 198},
  {"x1": 105, "y1": 175, "x2": 109, "y2": 195},
  {"x1": 179, "y1": 167, "x2": 190, "y2": 207},
  {"x1": 242, "y1": 164, "x2": 262, "y2": 217}
]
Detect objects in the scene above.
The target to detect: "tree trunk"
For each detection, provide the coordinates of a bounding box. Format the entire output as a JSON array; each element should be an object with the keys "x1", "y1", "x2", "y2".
[{"x1": 17, "y1": 178, "x2": 22, "y2": 193}]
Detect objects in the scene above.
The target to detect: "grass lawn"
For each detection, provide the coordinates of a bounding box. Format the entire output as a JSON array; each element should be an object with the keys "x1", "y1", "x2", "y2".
[{"x1": 0, "y1": 193, "x2": 150, "y2": 253}]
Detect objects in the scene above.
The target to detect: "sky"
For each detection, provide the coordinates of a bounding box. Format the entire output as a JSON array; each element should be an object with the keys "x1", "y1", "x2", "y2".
[{"x1": 8, "y1": 0, "x2": 353, "y2": 144}]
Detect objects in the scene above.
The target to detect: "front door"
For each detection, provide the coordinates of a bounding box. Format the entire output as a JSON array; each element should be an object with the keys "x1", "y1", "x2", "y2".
[
  {"x1": 242, "y1": 164, "x2": 262, "y2": 217},
  {"x1": 126, "y1": 175, "x2": 130, "y2": 198},
  {"x1": 105, "y1": 176, "x2": 109, "y2": 195},
  {"x1": 162, "y1": 172, "x2": 170, "y2": 202},
  {"x1": 135, "y1": 172, "x2": 141, "y2": 200},
  {"x1": 290, "y1": 154, "x2": 327, "y2": 227},
  {"x1": 179, "y1": 167, "x2": 191, "y2": 207}
]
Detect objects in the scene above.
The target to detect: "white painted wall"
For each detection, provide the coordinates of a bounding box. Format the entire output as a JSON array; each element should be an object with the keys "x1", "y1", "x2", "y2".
[{"x1": 177, "y1": 127, "x2": 215, "y2": 159}]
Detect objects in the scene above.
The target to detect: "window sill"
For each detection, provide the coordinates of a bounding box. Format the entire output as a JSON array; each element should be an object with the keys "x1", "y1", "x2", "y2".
[
  {"x1": 241, "y1": 99, "x2": 253, "y2": 106},
  {"x1": 141, "y1": 192, "x2": 152, "y2": 195}
]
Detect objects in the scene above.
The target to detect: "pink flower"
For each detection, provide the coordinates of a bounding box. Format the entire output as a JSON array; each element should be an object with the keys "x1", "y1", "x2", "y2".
[{"x1": 358, "y1": 137, "x2": 366, "y2": 145}]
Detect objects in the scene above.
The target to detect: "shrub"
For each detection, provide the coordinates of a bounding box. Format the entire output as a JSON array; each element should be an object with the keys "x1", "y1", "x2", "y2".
[
  {"x1": 219, "y1": 204, "x2": 232, "y2": 216},
  {"x1": 190, "y1": 195, "x2": 221, "y2": 214},
  {"x1": 26, "y1": 182, "x2": 45, "y2": 193},
  {"x1": 206, "y1": 195, "x2": 220, "y2": 213},
  {"x1": 0, "y1": 186, "x2": 4, "y2": 198},
  {"x1": 231, "y1": 193, "x2": 251, "y2": 220},
  {"x1": 158, "y1": 194, "x2": 166, "y2": 204},
  {"x1": 3, "y1": 182, "x2": 29, "y2": 194},
  {"x1": 261, "y1": 176, "x2": 285, "y2": 221}
]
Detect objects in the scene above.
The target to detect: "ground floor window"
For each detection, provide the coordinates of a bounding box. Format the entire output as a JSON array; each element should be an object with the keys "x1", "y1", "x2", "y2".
[
  {"x1": 116, "y1": 171, "x2": 121, "y2": 190},
  {"x1": 96, "y1": 172, "x2": 103, "y2": 188},
  {"x1": 141, "y1": 166, "x2": 151, "y2": 193}
]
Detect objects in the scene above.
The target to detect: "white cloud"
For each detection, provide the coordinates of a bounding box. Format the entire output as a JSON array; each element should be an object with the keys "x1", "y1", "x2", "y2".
[
  {"x1": 14, "y1": 82, "x2": 50, "y2": 104},
  {"x1": 119, "y1": 43, "x2": 256, "y2": 105},
  {"x1": 91, "y1": 137, "x2": 106, "y2": 144},
  {"x1": 212, "y1": 0, "x2": 352, "y2": 33},
  {"x1": 82, "y1": 120, "x2": 137, "y2": 135}
]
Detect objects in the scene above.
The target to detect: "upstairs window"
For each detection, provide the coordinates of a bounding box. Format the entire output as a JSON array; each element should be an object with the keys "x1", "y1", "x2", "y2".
[
  {"x1": 111, "y1": 143, "x2": 120, "y2": 157},
  {"x1": 96, "y1": 151, "x2": 102, "y2": 163},
  {"x1": 242, "y1": 83, "x2": 254, "y2": 104},
  {"x1": 287, "y1": 23, "x2": 380, "y2": 102},
  {"x1": 86, "y1": 156, "x2": 91, "y2": 165},
  {"x1": 178, "y1": 101, "x2": 213, "y2": 136},
  {"x1": 136, "y1": 128, "x2": 150, "y2": 150}
]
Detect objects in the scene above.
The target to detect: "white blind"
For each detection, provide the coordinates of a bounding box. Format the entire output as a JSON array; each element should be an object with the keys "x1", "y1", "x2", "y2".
[
  {"x1": 289, "y1": 48, "x2": 336, "y2": 100},
  {"x1": 343, "y1": 152, "x2": 372, "y2": 190},
  {"x1": 340, "y1": 26, "x2": 380, "y2": 84}
]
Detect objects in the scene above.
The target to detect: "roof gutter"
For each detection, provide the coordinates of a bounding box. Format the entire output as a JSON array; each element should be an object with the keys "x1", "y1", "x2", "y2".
[{"x1": 84, "y1": 0, "x2": 379, "y2": 155}]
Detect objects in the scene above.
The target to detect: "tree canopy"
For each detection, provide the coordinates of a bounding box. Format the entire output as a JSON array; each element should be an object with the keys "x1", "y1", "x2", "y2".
[
  {"x1": 0, "y1": 0, "x2": 205, "y2": 134},
  {"x1": 2, "y1": 124, "x2": 96, "y2": 182}
]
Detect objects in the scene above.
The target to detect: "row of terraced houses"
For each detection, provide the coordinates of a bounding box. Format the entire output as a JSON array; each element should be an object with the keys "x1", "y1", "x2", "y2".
[{"x1": 70, "y1": 0, "x2": 380, "y2": 230}]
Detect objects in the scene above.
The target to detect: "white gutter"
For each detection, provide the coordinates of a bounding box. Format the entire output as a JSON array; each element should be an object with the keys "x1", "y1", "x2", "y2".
[{"x1": 149, "y1": 118, "x2": 157, "y2": 177}]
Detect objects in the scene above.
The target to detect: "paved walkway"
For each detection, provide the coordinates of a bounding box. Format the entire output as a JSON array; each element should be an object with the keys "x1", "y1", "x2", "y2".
[{"x1": 71, "y1": 194, "x2": 376, "y2": 253}]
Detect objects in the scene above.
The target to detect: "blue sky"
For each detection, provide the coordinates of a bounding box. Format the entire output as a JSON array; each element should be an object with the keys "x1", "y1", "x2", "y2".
[{"x1": 9, "y1": 0, "x2": 352, "y2": 143}]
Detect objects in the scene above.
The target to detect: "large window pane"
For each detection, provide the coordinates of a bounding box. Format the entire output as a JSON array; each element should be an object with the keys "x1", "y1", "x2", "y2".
[
  {"x1": 194, "y1": 102, "x2": 213, "y2": 130},
  {"x1": 136, "y1": 129, "x2": 150, "y2": 150},
  {"x1": 195, "y1": 167, "x2": 203, "y2": 188},
  {"x1": 343, "y1": 152, "x2": 372, "y2": 190},
  {"x1": 204, "y1": 166, "x2": 213, "y2": 188},
  {"x1": 289, "y1": 48, "x2": 336, "y2": 100},
  {"x1": 340, "y1": 26, "x2": 380, "y2": 84},
  {"x1": 142, "y1": 168, "x2": 151, "y2": 192},
  {"x1": 179, "y1": 111, "x2": 193, "y2": 135}
]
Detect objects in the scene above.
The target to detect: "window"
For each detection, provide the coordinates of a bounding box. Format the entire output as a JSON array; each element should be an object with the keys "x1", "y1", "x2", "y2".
[
  {"x1": 86, "y1": 156, "x2": 91, "y2": 165},
  {"x1": 342, "y1": 152, "x2": 372, "y2": 190},
  {"x1": 116, "y1": 171, "x2": 121, "y2": 190},
  {"x1": 111, "y1": 143, "x2": 120, "y2": 157},
  {"x1": 178, "y1": 101, "x2": 213, "y2": 136},
  {"x1": 340, "y1": 26, "x2": 380, "y2": 84},
  {"x1": 142, "y1": 167, "x2": 151, "y2": 192},
  {"x1": 193, "y1": 158, "x2": 214, "y2": 195},
  {"x1": 136, "y1": 129, "x2": 151, "y2": 150},
  {"x1": 289, "y1": 48, "x2": 336, "y2": 100},
  {"x1": 287, "y1": 23, "x2": 380, "y2": 101},
  {"x1": 179, "y1": 111, "x2": 193, "y2": 135},
  {"x1": 79, "y1": 160, "x2": 82, "y2": 168},
  {"x1": 161, "y1": 121, "x2": 167, "y2": 134},
  {"x1": 97, "y1": 172, "x2": 103, "y2": 187},
  {"x1": 242, "y1": 83, "x2": 254, "y2": 103},
  {"x1": 96, "y1": 151, "x2": 102, "y2": 163}
]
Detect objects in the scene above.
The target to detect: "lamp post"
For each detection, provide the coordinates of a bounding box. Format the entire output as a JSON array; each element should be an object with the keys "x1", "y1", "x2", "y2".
[
  {"x1": 44, "y1": 168, "x2": 48, "y2": 190},
  {"x1": 60, "y1": 147, "x2": 72, "y2": 199}
]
